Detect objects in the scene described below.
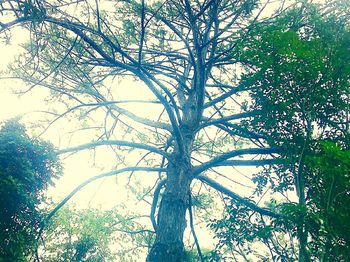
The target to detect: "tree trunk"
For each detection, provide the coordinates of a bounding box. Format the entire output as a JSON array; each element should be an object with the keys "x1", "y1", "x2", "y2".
[
  {"x1": 147, "y1": 98, "x2": 197, "y2": 261},
  {"x1": 147, "y1": 155, "x2": 192, "y2": 262}
]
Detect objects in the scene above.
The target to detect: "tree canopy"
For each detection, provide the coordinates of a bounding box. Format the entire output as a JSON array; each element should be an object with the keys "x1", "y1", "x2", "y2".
[
  {"x1": 41, "y1": 204, "x2": 154, "y2": 261},
  {"x1": 0, "y1": 120, "x2": 61, "y2": 261}
]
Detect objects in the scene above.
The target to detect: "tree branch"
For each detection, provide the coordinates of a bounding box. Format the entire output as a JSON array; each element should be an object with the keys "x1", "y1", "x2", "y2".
[
  {"x1": 150, "y1": 179, "x2": 166, "y2": 231},
  {"x1": 200, "y1": 158, "x2": 283, "y2": 169},
  {"x1": 188, "y1": 192, "x2": 205, "y2": 262},
  {"x1": 138, "y1": 0, "x2": 145, "y2": 66},
  {"x1": 204, "y1": 85, "x2": 246, "y2": 108},
  {"x1": 199, "y1": 111, "x2": 257, "y2": 129},
  {"x1": 194, "y1": 147, "x2": 280, "y2": 175},
  {"x1": 57, "y1": 140, "x2": 170, "y2": 159},
  {"x1": 95, "y1": 0, "x2": 101, "y2": 32},
  {"x1": 196, "y1": 175, "x2": 281, "y2": 218},
  {"x1": 0, "y1": 16, "x2": 32, "y2": 33}
]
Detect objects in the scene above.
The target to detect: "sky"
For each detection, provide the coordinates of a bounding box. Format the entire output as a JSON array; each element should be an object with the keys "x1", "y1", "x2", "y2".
[
  {"x1": 0, "y1": 28, "x2": 268, "y2": 209},
  {"x1": 0, "y1": 29, "x2": 149, "y2": 211}
]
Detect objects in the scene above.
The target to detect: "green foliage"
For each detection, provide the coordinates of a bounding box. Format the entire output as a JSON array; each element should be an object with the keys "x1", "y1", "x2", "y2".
[
  {"x1": 0, "y1": 119, "x2": 61, "y2": 261},
  {"x1": 210, "y1": 2, "x2": 350, "y2": 261},
  {"x1": 42, "y1": 207, "x2": 116, "y2": 261},
  {"x1": 240, "y1": 3, "x2": 350, "y2": 258},
  {"x1": 122, "y1": 19, "x2": 138, "y2": 45},
  {"x1": 41, "y1": 205, "x2": 152, "y2": 261},
  {"x1": 270, "y1": 142, "x2": 350, "y2": 260},
  {"x1": 213, "y1": 142, "x2": 350, "y2": 261},
  {"x1": 191, "y1": 193, "x2": 214, "y2": 209},
  {"x1": 241, "y1": 3, "x2": 350, "y2": 152},
  {"x1": 209, "y1": 199, "x2": 296, "y2": 261},
  {"x1": 184, "y1": 248, "x2": 213, "y2": 262},
  {"x1": 21, "y1": 1, "x2": 45, "y2": 21},
  {"x1": 303, "y1": 142, "x2": 350, "y2": 260}
]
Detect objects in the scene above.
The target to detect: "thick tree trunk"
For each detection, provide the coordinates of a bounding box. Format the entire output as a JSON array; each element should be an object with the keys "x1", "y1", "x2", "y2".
[
  {"x1": 147, "y1": 160, "x2": 192, "y2": 262},
  {"x1": 147, "y1": 99, "x2": 197, "y2": 261}
]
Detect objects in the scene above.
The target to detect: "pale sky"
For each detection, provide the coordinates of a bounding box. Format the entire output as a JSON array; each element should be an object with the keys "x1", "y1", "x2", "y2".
[
  {"x1": 0, "y1": 30, "x2": 154, "y2": 211},
  {"x1": 0, "y1": 33, "x2": 268, "y2": 208}
]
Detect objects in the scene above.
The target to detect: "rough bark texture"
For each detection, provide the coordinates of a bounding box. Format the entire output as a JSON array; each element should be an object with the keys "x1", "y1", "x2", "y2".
[
  {"x1": 147, "y1": 126, "x2": 195, "y2": 262},
  {"x1": 147, "y1": 159, "x2": 192, "y2": 262}
]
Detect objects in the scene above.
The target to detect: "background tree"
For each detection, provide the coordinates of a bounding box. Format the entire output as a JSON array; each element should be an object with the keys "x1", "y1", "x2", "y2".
[
  {"x1": 210, "y1": 2, "x2": 350, "y2": 261},
  {"x1": 0, "y1": 119, "x2": 61, "y2": 261},
  {"x1": 41, "y1": 205, "x2": 153, "y2": 262}
]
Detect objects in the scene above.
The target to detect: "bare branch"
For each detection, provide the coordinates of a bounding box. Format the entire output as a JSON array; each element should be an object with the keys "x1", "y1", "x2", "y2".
[
  {"x1": 0, "y1": 16, "x2": 32, "y2": 33},
  {"x1": 37, "y1": 167, "x2": 166, "y2": 249},
  {"x1": 202, "y1": 158, "x2": 283, "y2": 169},
  {"x1": 194, "y1": 148, "x2": 280, "y2": 175},
  {"x1": 188, "y1": 192, "x2": 204, "y2": 262},
  {"x1": 196, "y1": 175, "x2": 281, "y2": 218},
  {"x1": 138, "y1": 0, "x2": 145, "y2": 66},
  {"x1": 57, "y1": 140, "x2": 170, "y2": 159},
  {"x1": 204, "y1": 85, "x2": 246, "y2": 108},
  {"x1": 200, "y1": 111, "x2": 257, "y2": 129},
  {"x1": 150, "y1": 179, "x2": 166, "y2": 231},
  {"x1": 95, "y1": 0, "x2": 101, "y2": 32}
]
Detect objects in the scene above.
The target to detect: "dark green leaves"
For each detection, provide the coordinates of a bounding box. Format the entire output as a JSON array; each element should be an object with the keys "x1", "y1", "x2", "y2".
[
  {"x1": 241, "y1": 5, "x2": 350, "y2": 152},
  {"x1": 0, "y1": 120, "x2": 61, "y2": 260}
]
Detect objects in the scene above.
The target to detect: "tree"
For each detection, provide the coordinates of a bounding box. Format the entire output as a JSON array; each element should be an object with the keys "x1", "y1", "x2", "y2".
[
  {"x1": 304, "y1": 142, "x2": 350, "y2": 261},
  {"x1": 210, "y1": 143, "x2": 350, "y2": 261},
  {"x1": 243, "y1": 3, "x2": 350, "y2": 260},
  {"x1": 41, "y1": 205, "x2": 152, "y2": 261},
  {"x1": 0, "y1": 120, "x2": 61, "y2": 261},
  {"x1": 210, "y1": 2, "x2": 350, "y2": 261},
  {"x1": 0, "y1": 0, "x2": 348, "y2": 261}
]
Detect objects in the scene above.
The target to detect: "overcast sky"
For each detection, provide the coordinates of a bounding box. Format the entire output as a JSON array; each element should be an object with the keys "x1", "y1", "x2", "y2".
[{"x1": 0, "y1": 32, "x2": 149, "y2": 211}]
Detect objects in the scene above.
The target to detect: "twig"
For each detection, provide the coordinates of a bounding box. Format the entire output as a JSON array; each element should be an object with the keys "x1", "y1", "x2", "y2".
[{"x1": 188, "y1": 192, "x2": 205, "y2": 262}]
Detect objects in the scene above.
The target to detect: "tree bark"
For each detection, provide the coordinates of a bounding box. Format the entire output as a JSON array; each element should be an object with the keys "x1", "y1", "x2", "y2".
[
  {"x1": 147, "y1": 91, "x2": 197, "y2": 262},
  {"x1": 147, "y1": 158, "x2": 192, "y2": 262}
]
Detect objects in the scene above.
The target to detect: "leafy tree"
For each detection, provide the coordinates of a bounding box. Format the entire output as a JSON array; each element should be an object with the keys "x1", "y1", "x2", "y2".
[
  {"x1": 0, "y1": 120, "x2": 61, "y2": 261},
  {"x1": 210, "y1": 2, "x2": 350, "y2": 261},
  {"x1": 41, "y1": 205, "x2": 152, "y2": 262},
  {"x1": 0, "y1": 0, "x2": 348, "y2": 261}
]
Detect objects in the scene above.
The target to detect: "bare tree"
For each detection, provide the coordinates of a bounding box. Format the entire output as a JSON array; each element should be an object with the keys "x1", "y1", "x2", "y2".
[{"x1": 0, "y1": 0, "x2": 289, "y2": 261}]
